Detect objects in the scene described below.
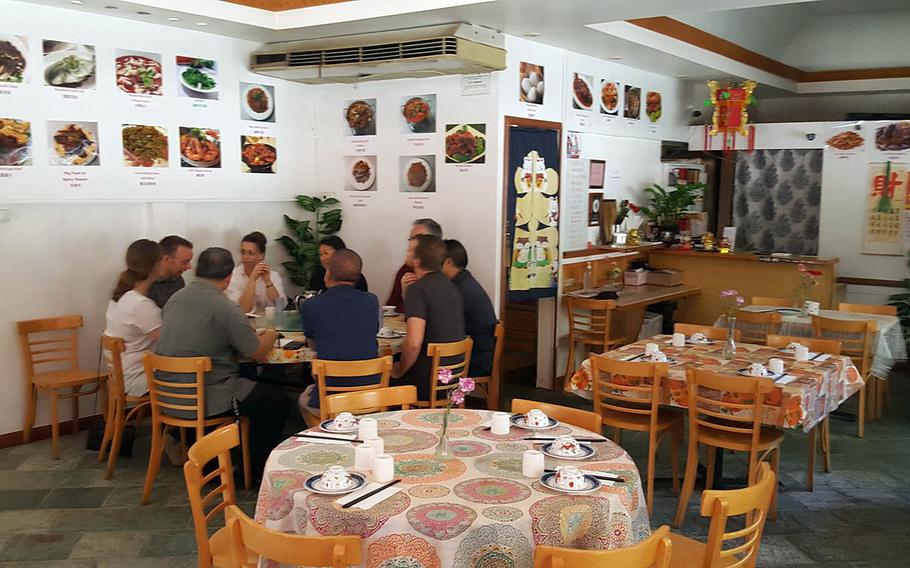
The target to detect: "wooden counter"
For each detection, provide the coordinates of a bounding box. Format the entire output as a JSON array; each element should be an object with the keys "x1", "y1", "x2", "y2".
[{"x1": 648, "y1": 249, "x2": 838, "y2": 325}]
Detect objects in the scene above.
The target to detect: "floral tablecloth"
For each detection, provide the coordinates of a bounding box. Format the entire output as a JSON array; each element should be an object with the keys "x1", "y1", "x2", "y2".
[
  {"x1": 567, "y1": 336, "x2": 863, "y2": 432},
  {"x1": 263, "y1": 315, "x2": 406, "y2": 364},
  {"x1": 255, "y1": 409, "x2": 650, "y2": 568},
  {"x1": 720, "y1": 306, "x2": 907, "y2": 379}
]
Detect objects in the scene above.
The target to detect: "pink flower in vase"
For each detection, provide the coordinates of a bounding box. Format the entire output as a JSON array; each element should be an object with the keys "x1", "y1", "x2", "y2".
[
  {"x1": 437, "y1": 368, "x2": 453, "y2": 385},
  {"x1": 450, "y1": 389, "x2": 466, "y2": 405},
  {"x1": 458, "y1": 377, "x2": 475, "y2": 393}
]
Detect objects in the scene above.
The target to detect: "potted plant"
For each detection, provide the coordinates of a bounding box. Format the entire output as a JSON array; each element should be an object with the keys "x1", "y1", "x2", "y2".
[
  {"x1": 637, "y1": 183, "x2": 704, "y2": 239},
  {"x1": 276, "y1": 194, "x2": 342, "y2": 288}
]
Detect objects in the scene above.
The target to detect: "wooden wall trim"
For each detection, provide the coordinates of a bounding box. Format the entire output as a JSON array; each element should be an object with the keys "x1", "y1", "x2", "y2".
[
  {"x1": 837, "y1": 277, "x2": 904, "y2": 288},
  {"x1": 0, "y1": 414, "x2": 103, "y2": 449},
  {"x1": 801, "y1": 67, "x2": 910, "y2": 83}
]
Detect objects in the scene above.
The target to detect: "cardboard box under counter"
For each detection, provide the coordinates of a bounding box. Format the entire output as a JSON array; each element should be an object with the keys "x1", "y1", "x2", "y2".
[
  {"x1": 646, "y1": 269, "x2": 684, "y2": 287},
  {"x1": 624, "y1": 271, "x2": 648, "y2": 286}
]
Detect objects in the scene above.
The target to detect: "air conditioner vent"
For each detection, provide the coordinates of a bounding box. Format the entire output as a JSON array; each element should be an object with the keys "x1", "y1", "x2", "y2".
[
  {"x1": 288, "y1": 50, "x2": 321, "y2": 66},
  {"x1": 361, "y1": 43, "x2": 401, "y2": 62},
  {"x1": 323, "y1": 48, "x2": 360, "y2": 65}
]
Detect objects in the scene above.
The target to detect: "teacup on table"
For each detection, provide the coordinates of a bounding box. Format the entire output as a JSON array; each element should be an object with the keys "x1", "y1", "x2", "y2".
[
  {"x1": 550, "y1": 435, "x2": 582, "y2": 457},
  {"x1": 333, "y1": 412, "x2": 358, "y2": 431},
  {"x1": 319, "y1": 466, "x2": 353, "y2": 491},
  {"x1": 749, "y1": 362, "x2": 769, "y2": 377},
  {"x1": 649, "y1": 351, "x2": 668, "y2": 363},
  {"x1": 785, "y1": 342, "x2": 803, "y2": 352},
  {"x1": 690, "y1": 332, "x2": 709, "y2": 344},
  {"x1": 378, "y1": 327, "x2": 397, "y2": 338},
  {"x1": 525, "y1": 409, "x2": 550, "y2": 428},
  {"x1": 554, "y1": 466, "x2": 585, "y2": 490}
]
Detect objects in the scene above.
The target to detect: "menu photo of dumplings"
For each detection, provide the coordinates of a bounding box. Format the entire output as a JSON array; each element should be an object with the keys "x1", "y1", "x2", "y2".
[{"x1": 43, "y1": 40, "x2": 96, "y2": 90}]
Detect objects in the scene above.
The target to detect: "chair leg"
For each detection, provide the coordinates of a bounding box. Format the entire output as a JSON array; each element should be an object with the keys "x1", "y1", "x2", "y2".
[
  {"x1": 50, "y1": 391, "x2": 60, "y2": 460},
  {"x1": 613, "y1": 428, "x2": 622, "y2": 446},
  {"x1": 179, "y1": 428, "x2": 189, "y2": 462},
  {"x1": 705, "y1": 446, "x2": 717, "y2": 491},
  {"x1": 240, "y1": 418, "x2": 252, "y2": 491},
  {"x1": 98, "y1": 396, "x2": 116, "y2": 463},
  {"x1": 563, "y1": 340, "x2": 576, "y2": 389},
  {"x1": 142, "y1": 424, "x2": 165, "y2": 505},
  {"x1": 105, "y1": 403, "x2": 126, "y2": 480},
  {"x1": 670, "y1": 425, "x2": 682, "y2": 496},
  {"x1": 806, "y1": 423, "x2": 817, "y2": 492},
  {"x1": 770, "y1": 448, "x2": 780, "y2": 521},
  {"x1": 646, "y1": 433, "x2": 657, "y2": 515},
  {"x1": 674, "y1": 441, "x2": 699, "y2": 528},
  {"x1": 487, "y1": 376, "x2": 500, "y2": 411},
  {"x1": 23, "y1": 385, "x2": 38, "y2": 444},
  {"x1": 857, "y1": 383, "x2": 866, "y2": 438},
  {"x1": 71, "y1": 388, "x2": 80, "y2": 433},
  {"x1": 822, "y1": 416, "x2": 831, "y2": 473}
]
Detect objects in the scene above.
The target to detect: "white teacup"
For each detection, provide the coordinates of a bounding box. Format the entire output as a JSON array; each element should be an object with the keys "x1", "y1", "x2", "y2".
[
  {"x1": 804, "y1": 301, "x2": 820, "y2": 315},
  {"x1": 382, "y1": 305, "x2": 397, "y2": 316},
  {"x1": 785, "y1": 342, "x2": 803, "y2": 352},
  {"x1": 525, "y1": 409, "x2": 550, "y2": 428},
  {"x1": 690, "y1": 332, "x2": 709, "y2": 344},
  {"x1": 749, "y1": 362, "x2": 768, "y2": 377},
  {"x1": 333, "y1": 412, "x2": 357, "y2": 431},
  {"x1": 553, "y1": 466, "x2": 585, "y2": 490},
  {"x1": 320, "y1": 466, "x2": 352, "y2": 490},
  {"x1": 551, "y1": 435, "x2": 581, "y2": 457},
  {"x1": 768, "y1": 358, "x2": 785, "y2": 375},
  {"x1": 671, "y1": 333, "x2": 686, "y2": 347},
  {"x1": 649, "y1": 351, "x2": 668, "y2": 363},
  {"x1": 795, "y1": 346, "x2": 810, "y2": 362},
  {"x1": 645, "y1": 342, "x2": 659, "y2": 355}
]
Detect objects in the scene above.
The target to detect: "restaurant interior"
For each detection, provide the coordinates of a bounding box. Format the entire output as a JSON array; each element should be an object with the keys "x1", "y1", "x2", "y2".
[{"x1": 1, "y1": 0, "x2": 910, "y2": 566}]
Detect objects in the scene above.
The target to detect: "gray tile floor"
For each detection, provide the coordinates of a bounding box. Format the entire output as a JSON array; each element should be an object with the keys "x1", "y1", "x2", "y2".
[{"x1": 1, "y1": 369, "x2": 909, "y2": 567}]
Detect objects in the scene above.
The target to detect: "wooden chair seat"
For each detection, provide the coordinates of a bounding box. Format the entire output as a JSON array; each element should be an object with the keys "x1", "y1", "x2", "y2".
[
  {"x1": 33, "y1": 368, "x2": 105, "y2": 387},
  {"x1": 210, "y1": 526, "x2": 258, "y2": 567},
  {"x1": 697, "y1": 425, "x2": 784, "y2": 453},
  {"x1": 600, "y1": 406, "x2": 684, "y2": 432},
  {"x1": 667, "y1": 533, "x2": 738, "y2": 568}
]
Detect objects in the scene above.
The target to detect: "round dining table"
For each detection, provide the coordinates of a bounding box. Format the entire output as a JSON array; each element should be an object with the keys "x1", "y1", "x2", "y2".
[{"x1": 255, "y1": 408, "x2": 650, "y2": 568}]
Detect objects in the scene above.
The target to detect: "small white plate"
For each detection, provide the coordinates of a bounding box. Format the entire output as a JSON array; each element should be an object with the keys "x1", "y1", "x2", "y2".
[
  {"x1": 510, "y1": 415, "x2": 559, "y2": 430},
  {"x1": 403, "y1": 157, "x2": 432, "y2": 192},
  {"x1": 349, "y1": 156, "x2": 376, "y2": 191},
  {"x1": 539, "y1": 472, "x2": 602, "y2": 494},
  {"x1": 319, "y1": 419, "x2": 359, "y2": 434},
  {"x1": 541, "y1": 442, "x2": 596, "y2": 461},
  {"x1": 305, "y1": 472, "x2": 366, "y2": 495},
  {"x1": 776, "y1": 308, "x2": 802, "y2": 316},
  {"x1": 377, "y1": 330, "x2": 405, "y2": 339}
]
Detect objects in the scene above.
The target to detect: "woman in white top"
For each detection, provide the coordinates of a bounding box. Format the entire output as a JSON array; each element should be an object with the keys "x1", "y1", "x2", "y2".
[
  {"x1": 104, "y1": 239, "x2": 163, "y2": 397},
  {"x1": 225, "y1": 231, "x2": 286, "y2": 314}
]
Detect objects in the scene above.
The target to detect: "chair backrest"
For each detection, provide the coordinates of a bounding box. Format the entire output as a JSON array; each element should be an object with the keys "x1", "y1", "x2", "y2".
[
  {"x1": 687, "y1": 368, "x2": 774, "y2": 452},
  {"x1": 101, "y1": 335, "x2": 127, "y2": 404},
  {"x1": 589, "y1": 355, "x2": 666, "y2": 432},
  {"x1": 565, "y1": 296, "x2": 618, "y2": 347},
  {"x1": 766, "y1": 334, "x2": 842, "y2": 355},
  {"x1": 534, "y1": 525, "x2": 671, "y2": 568},
  {"x1": 811, "y1": 316, "x2": 874, "y2": 375},
  {"x1": 325, "y1": 386, "x2": 417, "y2": 417},
  {"x1": 143, "y1": 352, "x2": 213, "y2": 438},
  {"x1": 184, "y1": 423, "x2": 239, "y2": 568},
  {"x1": 699, "y1": 462, "x2": 776, "y2": 568},
  {"x1": 734, "y1": 310, "x2": 782, "y2": 344},
  {"x1": 751, "y1": 296, "x2": 791, "y2": 307},
  {"x1": 511, "y1": 398, "x2": 602, "y2": 433},
  {"x1": 427, "y1": 337, "x2": 473, "y2": 408},
  {"x1": 224, "y1": 505, "x2": 362, "y2": 567},
  {"x1": 17, "y1": 315, "x2": 84, "y2": 379},
  {"x1": 673, "y1": 323, "x2": 742, "y2": 342},
  {"x1": 312, "y1": 356, "x2": 393, "y2": 420},
  {"x1": 837, "y1": 302, "x2": 897, "y2": 316}
]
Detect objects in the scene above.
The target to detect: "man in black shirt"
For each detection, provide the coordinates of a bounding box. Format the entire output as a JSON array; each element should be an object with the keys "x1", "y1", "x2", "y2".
[
  {"x1": 392, "y1": 234, "x2": 465, "y2": 400},
  {"x1": 442, "y1": 239, "x2": 497, "y2": 377},
  {"x1": 147, "y1": 235, "x2": 194, "y2": 308}
]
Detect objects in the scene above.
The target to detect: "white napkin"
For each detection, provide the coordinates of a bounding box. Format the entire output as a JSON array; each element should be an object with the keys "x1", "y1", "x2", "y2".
[
  {"x1": 277, "y1": 338, "x2": 296, "y2": 348},
  {"x1": 335, "y1": 482, "x2": 402, "y2": 509},
  {"x1": 774, "y1": 375, "x2": 797, "y2": 385}
]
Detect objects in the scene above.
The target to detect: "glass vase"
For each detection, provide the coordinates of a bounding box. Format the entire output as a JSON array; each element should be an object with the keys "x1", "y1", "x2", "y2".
[
  {"x1": 433, "y1": 409, "x2": 452, "y2": 460},
  {"x1": 722, "y1": 316, "x2": 737, "y2": 360}
]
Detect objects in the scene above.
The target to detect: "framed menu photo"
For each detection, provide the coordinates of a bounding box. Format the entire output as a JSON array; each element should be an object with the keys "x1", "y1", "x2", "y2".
[
  {"x1": 589, "y1": 159, "x2": 605, "y2": 189},
  {"x1": 589, "y1": 192, "x2": 602, "y2": 226}
]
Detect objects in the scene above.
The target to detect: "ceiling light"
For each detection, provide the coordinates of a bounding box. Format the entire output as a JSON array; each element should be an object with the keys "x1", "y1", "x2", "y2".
[
  {"x1": 137, "y1": 11, "x2": 151, "y2": 15},
  {"x1": 196, "y1": 22, "x2": 208, "y2": 26},
  {"x1": 676, "y1": 74, "x2": 688, "y2": 78},
  {"x1": 522, "y1": 32, "x2": 541, "y2": 38},
  {"x1": 70, "y1": 0, "x2": 84, "y2": 4},
  {"x1": 104, "y1": 5, "x2": 118, "y2": 9},
  {"x1": 607, "y1": 55, "x2": 624, "y2": 60},
  {"x1": 167, "y1": 17, "x2": 180, "y2": 21}
]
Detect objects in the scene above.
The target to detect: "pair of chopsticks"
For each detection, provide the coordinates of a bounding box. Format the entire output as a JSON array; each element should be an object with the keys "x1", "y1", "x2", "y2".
[
  {"x1": 340, "y1": 479, "x2": 401, "y2": 509},
  {"x1": 527, "y1": 436, "x2": 607, "y2": 443},
  {"x1": 297, "y1": 433, "x2": 363, "y2": 444},
  {"x1": 544, "y1": 469, "x2": 625, "y2": 483}
]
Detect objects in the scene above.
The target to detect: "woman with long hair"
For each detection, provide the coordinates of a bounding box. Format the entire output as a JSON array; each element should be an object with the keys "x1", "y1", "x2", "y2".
[{"x1": 105, "y1": 239, "x2": 164, "y2": 396}]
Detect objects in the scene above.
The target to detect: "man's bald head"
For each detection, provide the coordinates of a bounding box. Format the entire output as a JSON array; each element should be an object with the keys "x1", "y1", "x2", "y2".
[{"x1": 326, "y1": 248, "x2": 362, "y2": 285}]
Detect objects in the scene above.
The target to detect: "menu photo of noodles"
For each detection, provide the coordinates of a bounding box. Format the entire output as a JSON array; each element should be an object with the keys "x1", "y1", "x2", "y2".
[
  {"x1": 241, "y1": 135, "x2": 277, "y2": 174},
  {"x1": 43, "y1": 40, "x2": 96, "y2": 90},
  {"x1": 240, "y1": 82, "x2": 275, "y2": 122},
  {"x1": 399, "y1": 154, "x2": 435, "y2": 193}
]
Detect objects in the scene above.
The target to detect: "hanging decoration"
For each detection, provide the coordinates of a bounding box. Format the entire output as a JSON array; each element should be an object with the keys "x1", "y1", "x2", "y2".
[{"x1": 703, "y1": 80, "x2": 757, "y2": 152}]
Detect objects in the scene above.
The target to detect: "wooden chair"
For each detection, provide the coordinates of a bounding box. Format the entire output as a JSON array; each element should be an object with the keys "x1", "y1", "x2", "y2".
[
  {"x1": 733, "y1": 310, "x2": 782, "y2": 344},
  {"x1": 563, "y1": 296, "x2": 631, "y2": 386},
  {"x1": 767, "y1": 334, "x2": 842, "y2": 491},
  {"x1": 668, "y1": 462, "x2": 776, "y2": 568},
  {"x1": 98, "y1": 335, "x2": 150, "y2": 479},
  {"x1": 812, "y1": 316, "x2": 874, "y2": 438},
  {"x1": 142, "y1": 352, "x2": 251, "y2": 505},
  {"x1": 674, "y1": 369, "x2": 783, "y2": 528},
  {"x1": 423, "y1": 337, "x2": 473, "y2": 408},
  {"x1": 17, "y1": 315, "x2": 107, "y2": 459},
  {"x1": 325, "y1": 385, "x2": 417, "y2": 417},
  {"x1": 309, "y1": 356, "x2": 393, "y2": 425},
  {"x1": 590, "y1": 355, "x2": 683, "y2": 514},
  {"x1": 535, "y1": 524, "x2": 672, "y2": 568},
  {"x1": 673, "y1": 323, "x2": 742, "y2": 342},
  {"x1": 838, "y1": 302, "x2": 897, "y2": 316},
  {"x1": 472, "y1": 322, "x2": 504, "y2": 410},
  {"x1": 511, "y1": 399, "x2": 602, "y2": 432},
  {"x1": 183, "y1": 423, "x2": 251, "y2": 568},
  {"x1": 224, "y1": 504, "x2": 362, "y2": 567},
  {"x1": 751, "y1": 296, "x2": 791, "y2": 307}
]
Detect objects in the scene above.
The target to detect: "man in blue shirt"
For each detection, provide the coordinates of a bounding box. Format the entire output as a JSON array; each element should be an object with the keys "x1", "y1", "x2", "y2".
[
  {"x1": 442, "y1": 239, "x2": 497, "y2": 377},
  {"x1": 298, "y1": 249, "x2": 380, "y2": 416}
]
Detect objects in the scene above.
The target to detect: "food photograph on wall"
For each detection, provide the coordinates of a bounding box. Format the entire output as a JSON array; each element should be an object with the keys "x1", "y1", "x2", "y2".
[
  {"x1": 115, "y1": 50, "x2": 163, "y2": 96},
  {"x1": 445, "y1": 123, "x2": 486, "y2": 164},
  {"x1": 518, "y1": 61, "x2": 544, "y2": 104},
  {"x1": 241, "y1": 135, "x2": 277, "y2": 173},
  {"x1": 624, "y1": 85, "x2": 641, "y2": 119},
  {"x1": 240, "y1": 82, "x2": 276, "y2": 122},
  {"x1": 344, "y1": 155, "x2": 377, "y2": 191},
  {"x1": 42, "y1": 40, "x2": 95, "y2": 89},
  {"x1": 122, "y1": 124, "x2": 168, "y2": 167},
  {"x1": 47, "y1": 121, "x2": 99, "y2": 166},
  {"x1": 176, "y1": 56, "x2": 218, "y2": 100},
  {"x1": 600, "y1": 80, "x2": 619, "y2": 115},
  {"x1": 400, "y1": 94, "x2": 435, "y2": 134},
  {"x1": 571, "y1": 72, "x2": 594, "y2": 111},
  {"x1": 400, "y1": 154, "x2": 435, "y2": 192},
  {"x1": 344, "y1": 98, "x2": 375, "y2": 136},
  {"x1": 0, "y1": 118, "x2": 32, "y2": 166},
  {"x1": 179, "y1": 127, "x2": 220, "y2": 168},
  {"x1": 646, "y1": 90, "x2": 662, "y2": 122},
  {"x1": 0, "y1": 35, "x2": 28, "y2": 84}
]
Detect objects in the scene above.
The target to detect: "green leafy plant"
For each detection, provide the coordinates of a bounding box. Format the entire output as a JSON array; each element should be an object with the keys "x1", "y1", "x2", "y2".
[
  {"x1": 888, "y1": 252, "x2": 910, "y2": 346},
  {"x1": 276, "y1": 195, "x2": 342, "y2": 287},
  {"x1": 637, "y1": 183, "x2": 704, "y2": 228}
]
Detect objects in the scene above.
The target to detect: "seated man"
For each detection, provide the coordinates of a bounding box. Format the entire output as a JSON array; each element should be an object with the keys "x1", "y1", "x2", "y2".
[
  {"x1": 147, "y1": 235, "x2": 193, "y2": 309},
  {"x1": 385, "y1": 218, "x2": 443, "y2": 313},
  {"x1": 156, "y1": 247, "x2": 288, "y2": 479},
  {"x1": 442, "y1": 239, "x2": 497, "y2": 377},
  {"x1": 297, "y1": 249, "x2": 380, "y2": 417},
  {"x1": 392, "y1": 235, "x2": 465, "y2": 401}
]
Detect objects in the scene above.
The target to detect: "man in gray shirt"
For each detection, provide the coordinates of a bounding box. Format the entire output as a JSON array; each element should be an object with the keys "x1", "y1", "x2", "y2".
[{"x1": 156, "y1": 247, "x2": 288, "y2": 478}]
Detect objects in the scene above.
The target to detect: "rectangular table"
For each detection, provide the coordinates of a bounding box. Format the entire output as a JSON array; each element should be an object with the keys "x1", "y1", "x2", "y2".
[
  {"x1": 568, "y1": 284, "x2": 701, "y2": 340},
  {"x1": 568, "y1": 335, "x2": 863, "y2": 432}
]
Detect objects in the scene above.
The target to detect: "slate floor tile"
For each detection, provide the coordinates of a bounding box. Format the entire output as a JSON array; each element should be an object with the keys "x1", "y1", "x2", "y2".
[
  {"x1": 39, "y1": 487, "x2": 114, "y2": 509},
  {"x1": 69, "y1": 530, "x2": 150, "y2": 559},
  {"x1": 0, "y1": 532, "x2": 80, "y2": 562}
]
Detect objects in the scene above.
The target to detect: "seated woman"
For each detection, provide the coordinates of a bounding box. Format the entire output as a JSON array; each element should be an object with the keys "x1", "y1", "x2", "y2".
[
  {"x1": 225, "y1": 231, "x2": 287, "y2": 314},
  {"x1": 308, "y1": 235, "x2": 368, "y2": 293},
  {"x1": 104, "y1": 239, "x2": 163, "y2": 397}
]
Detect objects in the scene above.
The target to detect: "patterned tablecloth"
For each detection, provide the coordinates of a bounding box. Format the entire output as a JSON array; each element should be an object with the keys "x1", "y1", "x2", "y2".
[
  {"x1": 261, "y1": 315, "x2": 406, "y2": 364},
  {"x1": 567, "y1": 336, "x2": 863, "y2": 432},
  {"x1": 255, "y1": 409, "x2": 650, "y2": 568},
  {"x1": 720, "y1": 306, "x2": 907, "y2": 379}
]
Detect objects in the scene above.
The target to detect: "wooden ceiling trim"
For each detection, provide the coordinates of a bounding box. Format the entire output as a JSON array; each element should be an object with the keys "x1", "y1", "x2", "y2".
[
  {"x1": 801, "y1": 67, "x2": 910, "y2": 82},
  {"x1": 221, "y1": 0, "x2": 352, "y2": 12}
]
